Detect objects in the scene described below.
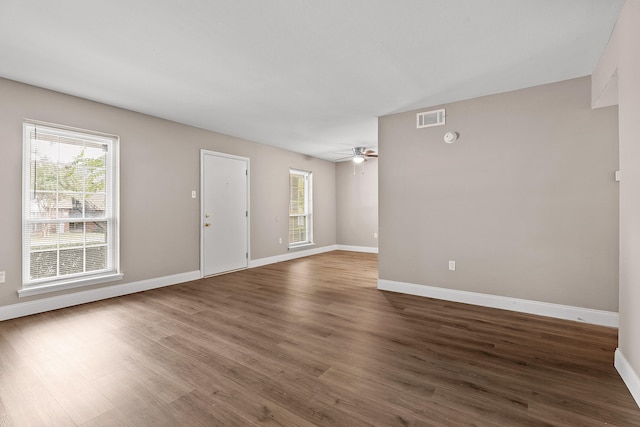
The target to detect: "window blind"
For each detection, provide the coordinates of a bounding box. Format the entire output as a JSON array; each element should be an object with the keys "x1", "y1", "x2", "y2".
[{"x1": 23, "y1": 122, "x2": 119, "y2": 287}]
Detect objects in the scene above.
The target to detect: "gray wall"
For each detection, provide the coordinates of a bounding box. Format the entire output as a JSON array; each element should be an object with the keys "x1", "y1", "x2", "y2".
[
  {"x1": 593, "y1": 0, "x2": 640, "y2": 392},
  {"x1": 379, "y1": 76, "x2": 619, "y2": 311},
  {"x1": 335, "y1": 159, "x2": 378, "y2": 248},
  {"x1": 0, "y1": 78, "x2": 336, "y2": 307}
]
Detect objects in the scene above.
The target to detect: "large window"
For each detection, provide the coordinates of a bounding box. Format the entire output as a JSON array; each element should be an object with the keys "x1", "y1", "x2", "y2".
[
  {"x1": 21, "y1": 121, "x2": 121, "y2": 295},
  {"x1": 289, "y1": 169, "x2": 313, "y2": 247}
]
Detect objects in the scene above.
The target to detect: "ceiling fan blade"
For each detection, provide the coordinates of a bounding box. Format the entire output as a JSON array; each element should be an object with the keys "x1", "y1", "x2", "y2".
[{"x1": 363, "y1": 150, "x2": 378, "y2": 157}]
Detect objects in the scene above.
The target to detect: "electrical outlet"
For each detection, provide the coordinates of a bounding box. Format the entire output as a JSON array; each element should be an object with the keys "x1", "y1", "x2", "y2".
[
  {"x1": 448, "y1": 261, "x2": 456, "y2": 271},
  {"x1": 0, "y1": 271, "x2": 5, "y2": 283}
]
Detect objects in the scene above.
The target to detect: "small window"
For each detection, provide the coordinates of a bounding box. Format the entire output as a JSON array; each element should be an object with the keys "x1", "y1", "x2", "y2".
[
  {"x1": 22, "y1": 121, "x2": 121, "y2": 295},
  {"x1": 289, "y1": 169, "x2": 313, "y2": 247}
]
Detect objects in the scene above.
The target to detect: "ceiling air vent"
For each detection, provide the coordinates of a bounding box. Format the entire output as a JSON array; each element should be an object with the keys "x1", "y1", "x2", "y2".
[{"x1": 417, "y1": 108, "x2": 445, "y2": 128}]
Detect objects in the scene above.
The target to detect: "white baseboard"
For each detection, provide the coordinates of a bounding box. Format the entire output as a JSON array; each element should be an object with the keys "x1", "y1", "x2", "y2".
[
  {"x1": 248, "y1": 245, "x2": 339, "y2": 268},
  {"x1": 377, "y1": 279, "x2": 619, "y2": 328},
  {"x1": 0, "y1": 270, "x2": 201, "y2": 322},
  {"x1": 615, "y1": 349, "x2": 640, "y2": 408},
  {"x1": 335, "y1": 245, "x2": 378, "y2": 254}
]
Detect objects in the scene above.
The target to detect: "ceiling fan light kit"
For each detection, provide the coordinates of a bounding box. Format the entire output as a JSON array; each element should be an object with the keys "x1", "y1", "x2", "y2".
[
  {"x1": 353, "y1": 155, "x2": 366, "y2": 164},
  {"x1": 334, "y1": 146, "x2": 378, "y2": 163},
  {"x1": 332, "y1": 146, "x2": 378, "y2": 175},
  {"x1": 334, "y1": 147, "x2": 378, "y2": 176}
]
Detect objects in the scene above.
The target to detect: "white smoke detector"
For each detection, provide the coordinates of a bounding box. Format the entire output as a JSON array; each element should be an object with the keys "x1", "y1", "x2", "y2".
[{"x1": 444, "y1": 131, "x2": 458, "y2": 144}]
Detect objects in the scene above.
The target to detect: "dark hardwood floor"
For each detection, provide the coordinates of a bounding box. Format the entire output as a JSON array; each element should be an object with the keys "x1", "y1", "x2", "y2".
[{"x1": 0, "y1": 251, "x2": 639, "y2": 426}]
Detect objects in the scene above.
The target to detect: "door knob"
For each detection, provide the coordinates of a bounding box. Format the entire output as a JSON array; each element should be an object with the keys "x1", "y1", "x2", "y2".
[{"x1": 204, "y1": 223, "x2": 211, "y2": 227}]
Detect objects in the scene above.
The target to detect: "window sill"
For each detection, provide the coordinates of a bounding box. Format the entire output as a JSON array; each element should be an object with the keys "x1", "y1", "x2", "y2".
[
  {"x1": 18, "y1": 273, "x2": 124, "y2": 298},
  {"x1": 288, "y1": 242, "x2": 315, "y2": 251}
]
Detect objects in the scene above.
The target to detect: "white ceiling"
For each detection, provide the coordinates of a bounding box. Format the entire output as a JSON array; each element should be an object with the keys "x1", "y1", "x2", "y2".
[{"x1": 0, "y1": 1, "x2": 623, "y2": 161}]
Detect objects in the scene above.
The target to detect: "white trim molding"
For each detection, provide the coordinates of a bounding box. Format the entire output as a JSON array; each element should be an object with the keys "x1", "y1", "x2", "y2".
[
  {"x1": 335, "y1": 245, "x2": 378, "y2": 254},
  {"x1": 18, "y1": 273, "x2": 124, "y2": 298},
  {"x1": 0, "y1": 270, "x2": 200, "y2": 322},
  {"x1": 249, "y1": 245, "x2": 338, "y2": 268},
  {"x1": 615, "y1": 349, "x2": 640, "y2": 408},
  {"x1": 377, "y1": 279, "x2": 619, "y2": 328}
]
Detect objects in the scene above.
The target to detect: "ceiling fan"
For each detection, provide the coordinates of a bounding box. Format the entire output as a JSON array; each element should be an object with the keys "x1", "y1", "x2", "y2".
[{"x1": 337, "y1": 146, "x2": 378, "y2": 163}]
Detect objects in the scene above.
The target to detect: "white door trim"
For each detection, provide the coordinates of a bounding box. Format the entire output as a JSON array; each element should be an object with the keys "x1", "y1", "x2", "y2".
[{"x1": 200, "y1": 149, "x2": 250, "y2": 278}]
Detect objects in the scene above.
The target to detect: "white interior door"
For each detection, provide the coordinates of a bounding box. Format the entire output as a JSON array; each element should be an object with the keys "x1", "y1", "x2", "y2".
[{"x1": 201, "y1": 151, "x2": 248, "y2": 276}]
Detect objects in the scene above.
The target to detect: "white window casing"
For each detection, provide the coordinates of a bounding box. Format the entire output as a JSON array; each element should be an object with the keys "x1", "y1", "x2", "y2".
[
  {"x1": 20, "y1": 121, "x2": 122, "y2": 296},
  {"x1": 289, "y1": 169, "x2": 313, "y2": 248}
]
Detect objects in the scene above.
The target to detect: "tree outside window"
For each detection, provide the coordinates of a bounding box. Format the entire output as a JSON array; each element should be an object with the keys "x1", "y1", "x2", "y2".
[{"x1": 23, "y1": 122, "x2": 118, "y2": 287}]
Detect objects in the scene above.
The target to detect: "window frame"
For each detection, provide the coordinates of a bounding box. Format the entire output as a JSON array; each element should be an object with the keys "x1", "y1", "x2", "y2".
[
  {"x1": 288, "y1": 168, "x2": 313, "y2": 248},
  {"x1": 20, "y1": 120, "x2": 122, "y2": 297}
]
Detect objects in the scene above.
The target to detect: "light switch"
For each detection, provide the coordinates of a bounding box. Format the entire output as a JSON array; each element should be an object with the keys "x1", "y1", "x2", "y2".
[
  {"x1": 0, "y1": 271, "x2": 5, "y2": 283},
  {"x1": 191, "y1": 190, "x2": 197, "y2": 198}
]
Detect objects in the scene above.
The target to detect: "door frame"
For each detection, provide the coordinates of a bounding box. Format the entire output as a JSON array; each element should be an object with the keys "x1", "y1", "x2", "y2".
[{"x1": 200, "y1": 149, "x2": 250, "y2": 278}]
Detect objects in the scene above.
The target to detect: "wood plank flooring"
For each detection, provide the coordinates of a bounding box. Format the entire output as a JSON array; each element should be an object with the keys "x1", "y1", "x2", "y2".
[{"x1": 1, "y1": 251, "x2": 639, "y2": 426}]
